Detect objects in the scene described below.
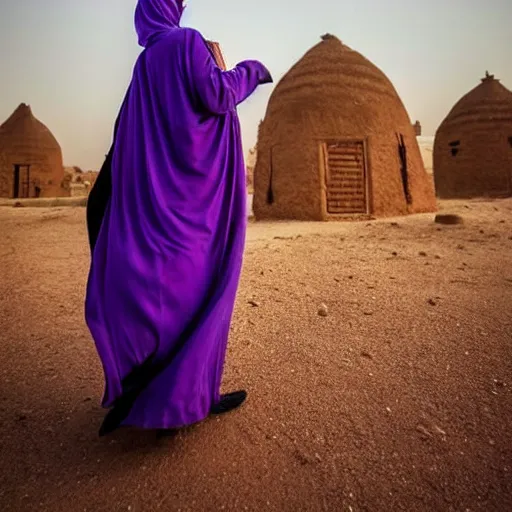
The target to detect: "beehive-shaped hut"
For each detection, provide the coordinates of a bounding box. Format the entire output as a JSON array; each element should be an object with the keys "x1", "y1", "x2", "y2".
[
  {"x1": 253, "y1": 35, "x2": 436, "y2": 220},
  {"x1": 0, "y1": 103, "x2": 65, "y2": 198},
  {"x1": 433, "y1": 73, "x2": 512, "y2": 198}
]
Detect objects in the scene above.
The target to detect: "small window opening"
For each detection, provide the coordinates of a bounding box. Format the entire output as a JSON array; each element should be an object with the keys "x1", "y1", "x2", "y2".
[
  {"x1": 508, "y1": 136, "x2": 512, "y2": 148},
  {"x1": 449, "y1": 140, "x2": 460, "y2": 157},
  {"x1": 397, "y1": 133, "x2": 412, "y2": 205}
]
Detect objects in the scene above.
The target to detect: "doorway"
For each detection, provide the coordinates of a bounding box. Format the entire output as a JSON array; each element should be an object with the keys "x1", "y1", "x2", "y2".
[
  {"x1": 12, "y1": 164, "x2": 31, "y2": 199},
  {"x1": 322, "y1": 140, "x2": 368, "y2": 214}
]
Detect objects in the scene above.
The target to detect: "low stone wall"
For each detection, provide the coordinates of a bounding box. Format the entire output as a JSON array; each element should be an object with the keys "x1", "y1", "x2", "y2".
[
  {"x1": 2, "y1": 194, "x2": 254, "y2": 213},
  {"x1": 69, "y1": 183, "x2": 90, "y2": 197},
  {"x1": 0, "y1": 197, "x2": 87, "y2": 208}
]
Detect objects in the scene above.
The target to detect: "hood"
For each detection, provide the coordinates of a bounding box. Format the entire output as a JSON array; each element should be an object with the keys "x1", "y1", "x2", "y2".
[{"x1": 135, "y1": 0, "x2": 185, "y2": 47}]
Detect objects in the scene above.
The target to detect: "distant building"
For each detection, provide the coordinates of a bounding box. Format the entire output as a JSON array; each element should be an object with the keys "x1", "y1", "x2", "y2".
[
  {"x1": 246, "y1": 145, "x2": 258, "y2": 193},
  {"x1": 62, "y1": 167, "x2": 99, "y2": 197},
  {"x1": 417, "y1": 136, "x2": 434, "y2": 175},
  {"x1": 434, "y1": 73, "x2": 512, "y2": 198},
  {"x1": 413, "y1": 120, "x2": 422, "y2": 136},
  {"x1": 0, "y1": 104, "x2": 65, "y2": 198}
]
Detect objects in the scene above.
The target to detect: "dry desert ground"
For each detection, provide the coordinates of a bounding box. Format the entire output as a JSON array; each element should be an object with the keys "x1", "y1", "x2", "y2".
[{"x1": 1, "y1": 199, "x2": 511, "y2": 511}]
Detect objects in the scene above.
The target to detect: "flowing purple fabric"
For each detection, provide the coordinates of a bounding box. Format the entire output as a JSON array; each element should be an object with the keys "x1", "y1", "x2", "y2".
[{"x1": 85, "y1": 0, "x2": 271, "y2": 431}]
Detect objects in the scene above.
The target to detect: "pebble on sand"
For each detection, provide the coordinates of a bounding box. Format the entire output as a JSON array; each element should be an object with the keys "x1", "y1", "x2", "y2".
[
  {"x1": 318, "y1": 304, "x2": 328, "y2": 317},
  {"x1": 435, "y1": 214, "x2": 464, "y2": 225}
]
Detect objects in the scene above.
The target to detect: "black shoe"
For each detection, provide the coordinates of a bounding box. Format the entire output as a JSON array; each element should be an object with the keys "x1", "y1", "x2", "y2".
[
  {"x1": 98, "y1": 391, "x2": 137, "y2": 437},
  {"x1": 156, "y1": 429, "x2": 178, "y2": 439},
  {"x1": 210, "y1": 390, "x2": 247, "y2": 415}
]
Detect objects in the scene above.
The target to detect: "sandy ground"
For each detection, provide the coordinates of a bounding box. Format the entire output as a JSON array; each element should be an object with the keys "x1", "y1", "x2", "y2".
[{"x1": 0, "y1": 199, "x2": 511, "y2": 512}]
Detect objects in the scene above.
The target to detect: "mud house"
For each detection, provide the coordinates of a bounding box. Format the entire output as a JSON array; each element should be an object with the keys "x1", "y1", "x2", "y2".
[
  {"x1": 0, "y1": 104, "x2": 66, "y2": 199},
  {"x1": 253, "y1": 34, "x2": 436, "y2": 221},
  {"x1": 433, "y1": 73, "x2": 512, "y2": 199}
]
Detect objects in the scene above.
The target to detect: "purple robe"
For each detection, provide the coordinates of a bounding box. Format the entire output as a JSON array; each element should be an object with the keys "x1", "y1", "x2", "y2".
[{"x1": 85, "y1": 0, "x2": 271, "y2": 434}]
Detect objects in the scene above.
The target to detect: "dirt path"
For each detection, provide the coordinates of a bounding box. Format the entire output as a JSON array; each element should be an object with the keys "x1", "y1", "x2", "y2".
[{"x1": 1, "y1": 199, "x2": 511, "y2": 511}]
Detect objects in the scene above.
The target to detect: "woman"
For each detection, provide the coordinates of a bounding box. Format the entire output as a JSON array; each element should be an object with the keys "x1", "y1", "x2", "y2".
[{"x1": 85, "y1": 0, "x2": 272, "y2": 436}]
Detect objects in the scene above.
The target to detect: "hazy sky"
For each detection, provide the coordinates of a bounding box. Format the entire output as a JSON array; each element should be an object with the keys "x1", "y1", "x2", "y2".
[{"x1": 0, "y1": 0, "x2": 511, "y2": 170}]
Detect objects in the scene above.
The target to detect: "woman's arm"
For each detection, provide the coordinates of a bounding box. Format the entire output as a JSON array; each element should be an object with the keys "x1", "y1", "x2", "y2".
[{"x1": 186, "y1": 29, "x2": 272, "y2": 115}]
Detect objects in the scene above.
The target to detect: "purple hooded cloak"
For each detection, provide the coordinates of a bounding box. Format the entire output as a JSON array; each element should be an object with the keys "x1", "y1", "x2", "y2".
[{"x1": 85, "y1": 0, "x2": 271, "y2": 434}]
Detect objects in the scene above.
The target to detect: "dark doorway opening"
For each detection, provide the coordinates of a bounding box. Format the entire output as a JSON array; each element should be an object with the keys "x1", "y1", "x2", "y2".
[
  {"x1": 267, "y1": 147, "x2": 274, "y2": 205},
  {"x1": 12, "y1": 164, "x2": 32, "y2": 199},
  {"x1": 13, "y1": 166, "x2": 20, "y2": 199}
]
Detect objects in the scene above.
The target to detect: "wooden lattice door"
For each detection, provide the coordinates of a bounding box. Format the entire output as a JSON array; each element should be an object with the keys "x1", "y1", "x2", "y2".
[{"x1": 323, "y1": 140, "x2": 368, "y2": 215}]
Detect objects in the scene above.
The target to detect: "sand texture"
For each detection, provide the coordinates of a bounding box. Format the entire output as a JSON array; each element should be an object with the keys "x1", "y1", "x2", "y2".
[{"x1": 1, "y1": 199, "x2": 511, "y2": 511}]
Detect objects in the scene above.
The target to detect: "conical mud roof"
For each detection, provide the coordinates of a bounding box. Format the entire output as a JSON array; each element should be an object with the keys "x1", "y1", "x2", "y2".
[
  {"x1": 264, "y1": 34, "x2": 412, "y2": 132},
  {"x1": 437, "y1": 73, "x2": 512, "y2": 130},
  {"x1": 0, "y1": 103, "x2": 61, "y2": 150}
]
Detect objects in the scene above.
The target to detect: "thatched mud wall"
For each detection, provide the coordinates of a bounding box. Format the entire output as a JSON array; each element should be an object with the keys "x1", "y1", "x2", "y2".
[
  {"x1": 434, "y1": 74, "x2": 512, "y2": 199},
  {"x1": 253, "y1": 35, "x2": 436, "y2": 221},
  {"x1": 0, "y1": 104, "x2": 65, "y2": 199}
]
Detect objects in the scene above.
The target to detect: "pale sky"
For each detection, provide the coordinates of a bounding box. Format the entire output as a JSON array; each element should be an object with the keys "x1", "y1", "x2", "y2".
[{"x1": 0, "y1": 0, "x2": 511, "y2": 170}]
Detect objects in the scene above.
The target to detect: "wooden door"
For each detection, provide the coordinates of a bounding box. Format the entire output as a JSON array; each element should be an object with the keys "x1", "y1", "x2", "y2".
[{"x1": 323, "y1": 140, "x2": 367, "y2": 214}]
